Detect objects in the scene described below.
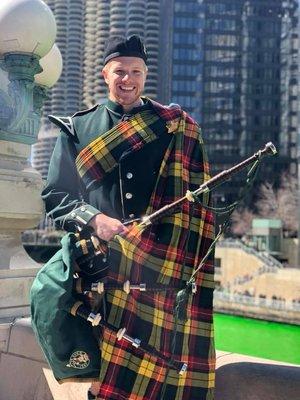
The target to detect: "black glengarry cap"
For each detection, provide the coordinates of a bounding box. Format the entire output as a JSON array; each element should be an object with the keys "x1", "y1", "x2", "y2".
[{"x1": 103, "y1": 35, "x2": 148, "y2": 66}]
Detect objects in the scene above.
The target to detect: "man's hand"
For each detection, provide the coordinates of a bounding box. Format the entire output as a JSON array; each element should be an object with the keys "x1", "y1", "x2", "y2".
[{"x1": 88, "y1": 213, "x2": 129, "y2": 241}]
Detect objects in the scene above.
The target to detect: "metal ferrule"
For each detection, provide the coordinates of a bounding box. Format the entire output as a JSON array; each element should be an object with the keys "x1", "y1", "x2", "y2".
[
  {"x1": 140, "y1": 216, "x2": 152, "y2": 226},
  {"x1": 91, "y1": 282, "x2": 104, "y2": 294},
  {"x1": 179, "y1": 363, "x2": 188, "y2": 375},
  {"x1": 130, "y1": 283, "x2": 146, "y2": 291},
  {"x1": 191, "y1": 282, "x2": 197, "y2": 294},
  {"x1": 123, "y1": 280, "x2": 146, "y2": 294},
  {"x1": 87, "y1": 312, "x2": 102, "y2": 326},
  {"x1": 117, "y1": 328, "x2": 141, "y2": 348}
]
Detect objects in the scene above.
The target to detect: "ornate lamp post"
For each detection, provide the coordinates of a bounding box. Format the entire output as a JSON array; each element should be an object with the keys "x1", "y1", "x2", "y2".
[{"x1": 0, "y1": 0, "x2": 62, "y2": 317}]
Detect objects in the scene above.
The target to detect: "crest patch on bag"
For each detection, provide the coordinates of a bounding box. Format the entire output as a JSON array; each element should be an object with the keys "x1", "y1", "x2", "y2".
[{"x1": 66, "y1": 351, "x2": 90, "y2": 369}]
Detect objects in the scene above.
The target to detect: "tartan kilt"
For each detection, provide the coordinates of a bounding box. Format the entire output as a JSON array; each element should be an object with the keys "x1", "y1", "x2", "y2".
[{"x1": 97, "y1": 219, "x2": 215, "y2": 400}]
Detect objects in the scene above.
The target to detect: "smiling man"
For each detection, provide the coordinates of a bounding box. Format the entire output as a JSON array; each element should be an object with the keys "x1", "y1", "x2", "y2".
[
  {"x1": 102, "y1": 56, "x2": 147, "y2": 112},
  {"x1": 40, "y1": 35, "x2": 215, "y2": 400}
]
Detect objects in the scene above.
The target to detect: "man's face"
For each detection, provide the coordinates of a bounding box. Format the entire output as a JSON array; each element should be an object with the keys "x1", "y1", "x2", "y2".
[{"x1": 102, "y1": 57, "x2": 147, "y2": 109}]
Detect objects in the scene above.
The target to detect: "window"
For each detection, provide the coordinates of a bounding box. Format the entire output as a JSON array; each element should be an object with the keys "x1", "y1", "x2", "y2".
[
  {"x1": 173, "y1": 64, "x2": 200, "y2": 77},
  {"x1": 172, "y1": 80, "x2": 201, "y2": 92},
  {"x1": 174, "y1": 16, "x2": 201, "y2": 29},
  {"x1": 207, "y1": 3, "x2": 238, "y2": 16},
  {"x1": 206, "y1": 34, "x2": 238, "y2": 47},
  {"x1": 206, "y1": 18, "x2": 236, "y2": 31},
  {"x1": 205, "y1": 65, "x2": 236, "y2": 78},
  {"x1": 173, "y1": 48, "x2": 202, "y2": 61},
  {"x1": 174, "y1": 2, "x2": 201, "y2": 13},
  {"x1": 174, "y1": 33, "x2": 201, "y2": 45},
  {"x1": 205, "y1": 49, "x2": 238, "y2": 62}
]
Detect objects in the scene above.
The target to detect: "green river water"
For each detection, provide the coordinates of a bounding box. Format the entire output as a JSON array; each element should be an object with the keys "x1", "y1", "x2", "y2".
[{"x1": 214, "y1": 313, "x2": 300, "y2": 365}]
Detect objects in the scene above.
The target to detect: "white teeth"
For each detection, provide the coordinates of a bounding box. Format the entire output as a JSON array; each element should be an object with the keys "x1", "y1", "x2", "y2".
[{"x1": 120, "y1": 86, "x2": 134, "y2": 91}]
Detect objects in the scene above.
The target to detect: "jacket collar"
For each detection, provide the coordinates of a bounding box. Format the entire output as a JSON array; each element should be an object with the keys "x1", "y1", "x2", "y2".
[{"x1": 105, "y1": 98, "x2": 150, "y2": 116}]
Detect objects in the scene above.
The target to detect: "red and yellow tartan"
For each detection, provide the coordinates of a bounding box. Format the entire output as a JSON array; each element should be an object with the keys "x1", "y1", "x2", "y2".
[{"x1": 76, "y1": 100, "x2": 215, "y2": 400}]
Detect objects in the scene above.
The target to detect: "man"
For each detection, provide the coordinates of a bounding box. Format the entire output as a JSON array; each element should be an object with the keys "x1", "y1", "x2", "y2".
[{"x1": 41, "y1": 35, "x2": 215, "y2": 400}]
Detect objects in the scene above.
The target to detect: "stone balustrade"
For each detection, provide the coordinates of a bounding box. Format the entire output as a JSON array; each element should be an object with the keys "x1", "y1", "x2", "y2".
[{"x1": 0, "y1": 317, "x2": 299, "y2": 399}]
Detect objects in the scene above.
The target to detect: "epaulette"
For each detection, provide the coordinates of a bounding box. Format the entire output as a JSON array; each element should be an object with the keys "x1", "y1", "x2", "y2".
[
  {"x1": 48, "y1": 115, "x2": 79, "y2": 143},
  {"x1": 71, "y1": 104, "x2": 99, "y2": 118},
  {"x1": 48, "y1": 105, "x2": 99, "y2": 143}
]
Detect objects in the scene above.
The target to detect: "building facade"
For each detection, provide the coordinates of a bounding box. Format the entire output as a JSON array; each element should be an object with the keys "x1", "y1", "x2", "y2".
[
  {"x1": 83, "y1": 0, "x2": 161, "y2": 106},
  {"x1": 33, "y1": 0, "x2": 86, "y2": 185},
  {"x1": 34, "y1": 0, "x2": 299, "y2": 209},
  {"x1": 169, "y1": 0, "x2": 205, "y2": 123},
  {"x1": 42, "y1": 0, "x2": 85, "y2": 130},
  {"x1": 280, "y1": 0, "x2": 299, "y2": 175},
  {"x1": 31, "y1": 130, "x2": 60, "y2": 180},
  {"x1": 200, "y1": 0, "x2": 298, "y2": 203}
]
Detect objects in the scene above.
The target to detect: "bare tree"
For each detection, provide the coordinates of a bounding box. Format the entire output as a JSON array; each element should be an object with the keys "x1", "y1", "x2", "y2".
[
  {"x1": 231, "y1": 207, "x2": 256, "y2": 236},
  {"x1": 256, "y1": 173, "x2": 297, "y2": 234},
  {"x1": 229, "y1": 173, "x2": 298, "y2": 236}
]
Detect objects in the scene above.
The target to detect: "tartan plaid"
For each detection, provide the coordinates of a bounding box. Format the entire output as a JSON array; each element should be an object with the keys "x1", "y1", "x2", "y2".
[
  {"x1": 76, "y1": 109, "x2": 164, "y2": 187},
  {"x1": 77, "y1": 100, "x2": 215, "y2": 399}
]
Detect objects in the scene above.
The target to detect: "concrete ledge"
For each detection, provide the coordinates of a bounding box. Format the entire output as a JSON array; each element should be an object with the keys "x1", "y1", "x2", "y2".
[
  {"x1": 0, "y1": 317, "x2": 12, "y2": 352},
  {"x1": 0, "y1": 352, "x2": 53, "y2": 400},
  {"x1": 216, "y1": 360, "x2": 300, "y2": 400},
  {"x1": 0, "y1": 318, "x2": 299, "y2": 399},
  {"x1": 0, "y1": 317, "x2": 90, "y2": 400},
  {"x1": 216, "y1": 350, "x2": 296, "y2": 368},
  {"x1": 8, "y1": 317, "x2": 44, "y2": 361},
  {"x1": 0, "y1": 268, "x2": 39, "y2": 318}
]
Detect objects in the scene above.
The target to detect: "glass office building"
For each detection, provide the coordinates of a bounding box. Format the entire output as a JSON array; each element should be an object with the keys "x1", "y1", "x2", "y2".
[
  {"x1": 200, "y1": 0, "x2": 298, "y2": 203},
  {"x1": 169, "y1": 0, "x2": 205, "y2": 122}
]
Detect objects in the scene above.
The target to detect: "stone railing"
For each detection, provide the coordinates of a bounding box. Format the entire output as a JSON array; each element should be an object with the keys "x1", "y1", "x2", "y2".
[
  {"x1": 217, "y1": 238, "x2": 283, "y2": 270},
  {"x1": 1, "y1": 318, "x2": 299, "y2": 400},
  {"x1": 214, "y1": 290, "x2": 300, "y2": 312},
  {"x1": 232, "y1": 264, "x2": 280, "y2": 286}
]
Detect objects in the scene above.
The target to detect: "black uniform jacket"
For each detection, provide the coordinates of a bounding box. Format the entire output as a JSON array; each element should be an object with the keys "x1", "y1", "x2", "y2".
[{"x1": 42, "y1": 98, "x2": 172, "y2": 231}]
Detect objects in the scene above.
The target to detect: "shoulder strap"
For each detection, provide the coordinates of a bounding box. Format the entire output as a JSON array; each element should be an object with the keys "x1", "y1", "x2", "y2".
[
  {"x1": 48, "y1": 115, "x2": 79, "y2": 143},
  {"x1": 48, "y1": 105, "x2": 99, "y2": 143}
]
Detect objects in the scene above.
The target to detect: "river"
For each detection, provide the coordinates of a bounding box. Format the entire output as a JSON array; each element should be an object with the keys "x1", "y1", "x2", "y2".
[{"x1": 214, "y1": 313, "x2": 300, "y2": 364}]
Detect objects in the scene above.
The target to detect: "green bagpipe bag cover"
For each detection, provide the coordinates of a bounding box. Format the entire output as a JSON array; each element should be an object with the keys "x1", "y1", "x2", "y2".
[{"x1": 30, "y1": 233, "x2": 101, "y2": 382}]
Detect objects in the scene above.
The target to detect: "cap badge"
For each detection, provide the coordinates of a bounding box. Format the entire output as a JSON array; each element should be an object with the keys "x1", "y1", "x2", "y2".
[{"x1": 166, "y1": 119, "x2": 180, "y2": 134}]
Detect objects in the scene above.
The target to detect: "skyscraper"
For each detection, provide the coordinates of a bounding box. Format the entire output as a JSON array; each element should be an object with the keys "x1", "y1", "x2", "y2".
[
  {"x1": 33, "y1": 0, "x2": 85, "y2": 183},
  {"x1": 83, "y1": 0, "x2": 110, "y2": 105},
  {"x1": 163, "y1": 0, "x2": 299, "y2": 204},
  {"x1": 200, "y1": 0, "x2": 298, "y2": 203},
  {"x1": 83, "y1": 0, "x2": 161, "y2": 106},
  {"x1": 31, "y1": 130, "x2": 60, "y2": 180},
  {"x1": 42, "y1": 0, "x2": 85, "y2": 129},
  {"x1": 280, "y1": 0, "x2": 299, "y2": 175},
  {"x1": 169, "y1": 0, "x2": 205, "y2": 122}
]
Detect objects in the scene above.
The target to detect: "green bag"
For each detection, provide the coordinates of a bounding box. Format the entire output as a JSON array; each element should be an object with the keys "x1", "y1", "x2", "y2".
[{"x1": 30, "y1": 233, "x2": 101, "y2": 382}]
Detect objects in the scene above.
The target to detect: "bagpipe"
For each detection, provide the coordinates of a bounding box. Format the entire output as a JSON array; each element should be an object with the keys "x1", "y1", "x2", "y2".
[{"x1": 30, "y1": 142, "x2": 276, "y2": 382}]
